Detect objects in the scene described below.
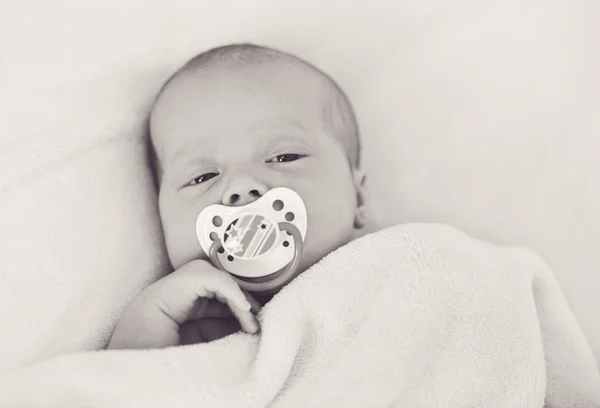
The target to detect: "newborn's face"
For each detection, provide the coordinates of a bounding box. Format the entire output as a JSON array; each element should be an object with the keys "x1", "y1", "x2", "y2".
[{"x1": 151, "y1": 62, "x2": 361, "y2": 293}]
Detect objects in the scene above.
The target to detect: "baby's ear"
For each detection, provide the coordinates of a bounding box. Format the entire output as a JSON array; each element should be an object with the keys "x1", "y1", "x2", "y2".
[{"x1": 352, "y1": 168, "x2": 367, "y2": 229}]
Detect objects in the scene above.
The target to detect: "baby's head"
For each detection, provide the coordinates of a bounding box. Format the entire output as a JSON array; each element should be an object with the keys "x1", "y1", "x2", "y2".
[{"x1": 150, "y1": 43, "x2": 367, "y2": 293}]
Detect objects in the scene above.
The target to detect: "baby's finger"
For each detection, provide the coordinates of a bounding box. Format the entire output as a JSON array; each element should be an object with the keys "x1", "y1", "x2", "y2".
[
  {"x1": 187, "y1": 298, "x2": 232, "y2": 320},
  {"x1": 228, "y1": 301, "x2": 260, "y2": 334},
  {"x1": 186, "y1": 297, "x2": 258, "y2": 333},
  {"x1": 200, "y1": 271, "x2": 252, "y2": 313},
  {"x1": 152, "y1": 260, "x2": 247, "y2": 325},
  {"x1": 201, "y1": 274, "x2": 259, "y2": 333}
]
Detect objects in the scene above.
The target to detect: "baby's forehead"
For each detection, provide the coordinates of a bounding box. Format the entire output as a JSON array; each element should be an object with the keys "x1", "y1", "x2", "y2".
[
  {"x1": 180, "y1": 60, "x2": 326, "y2": 102},
  {"x1": 151, "y1": 63, "x2": 330, "y2": 150}
]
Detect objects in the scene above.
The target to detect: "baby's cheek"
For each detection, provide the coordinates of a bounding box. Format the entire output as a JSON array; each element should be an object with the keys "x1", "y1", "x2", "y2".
[
  {"x1": 160, "y1": 194, "x2": 207, "y2": 270},
  {"x1": 304, "y1": 196, "x2": 354, "y2": 259}
]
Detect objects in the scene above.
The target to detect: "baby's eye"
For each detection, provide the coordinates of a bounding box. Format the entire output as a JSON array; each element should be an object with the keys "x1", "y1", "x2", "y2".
[
  {"x1": 188, "y1": 172, "x2": 218, "y2": 185},
  {"x1": 269, "y1": 154, "x2": 304, "y2": 163}
]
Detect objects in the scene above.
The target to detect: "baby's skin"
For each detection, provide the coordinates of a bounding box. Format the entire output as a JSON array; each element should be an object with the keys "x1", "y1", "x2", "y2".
[{"x1": 109, "y1": 45, "x2": 368, "y2": 348}]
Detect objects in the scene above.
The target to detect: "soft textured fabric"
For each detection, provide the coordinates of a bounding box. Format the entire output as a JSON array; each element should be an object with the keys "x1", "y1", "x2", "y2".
[
  {"x1": 1, "y1": 224, "x2": 598, "y2": 408},
  {"x1": 0, "y1": 138, "x2": 169, "y2": 373}
]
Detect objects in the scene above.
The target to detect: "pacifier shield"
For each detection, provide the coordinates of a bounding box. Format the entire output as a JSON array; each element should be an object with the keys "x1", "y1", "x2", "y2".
[
  {"x1": 222, "y1": 214, "x2": 278, "y2": 259},
  {"x1": 196, "y1": 187, "x2": 308, "y2": 280}
]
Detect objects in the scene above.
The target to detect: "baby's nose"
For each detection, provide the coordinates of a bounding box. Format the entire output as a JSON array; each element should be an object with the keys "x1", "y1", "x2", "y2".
[{"x1": 222, "y1": 179, "x2": 269, "y2": 206}]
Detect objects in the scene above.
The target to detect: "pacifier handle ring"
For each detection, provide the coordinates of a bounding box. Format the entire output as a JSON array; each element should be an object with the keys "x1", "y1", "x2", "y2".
[{"x1": 208, "y1": 222, "x2": 303, "y2": 292}]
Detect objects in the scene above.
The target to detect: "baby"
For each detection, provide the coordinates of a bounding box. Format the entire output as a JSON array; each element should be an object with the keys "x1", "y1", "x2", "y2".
[{"x1": 109, "y1": 44, "x2": 369, "y2": 348}]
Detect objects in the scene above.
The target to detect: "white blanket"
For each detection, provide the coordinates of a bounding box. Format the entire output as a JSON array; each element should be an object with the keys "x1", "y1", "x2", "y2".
[{"x1": 1, "y1": 223, "x2": 598, "y2": 407}]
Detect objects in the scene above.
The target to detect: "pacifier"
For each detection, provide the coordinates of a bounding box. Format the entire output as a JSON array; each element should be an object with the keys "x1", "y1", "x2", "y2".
[{"x1": 196, "y1": 187, "x2": 307, "y2": 292}]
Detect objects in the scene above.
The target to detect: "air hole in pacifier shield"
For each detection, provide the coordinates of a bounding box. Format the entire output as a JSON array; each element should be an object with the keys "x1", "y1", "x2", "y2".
[
  {"x1": 285, "y1": 212, "x2": 295, "y2": 221},
  {"x1": 222, "y1": 213, "x2": 278, "y2": 259},
  {"x1": 212, "y1": 216, "x2": 223, "y2": 227},
  {"x1": 272, "y1": 200, "x2": 284, "y2": 211}
]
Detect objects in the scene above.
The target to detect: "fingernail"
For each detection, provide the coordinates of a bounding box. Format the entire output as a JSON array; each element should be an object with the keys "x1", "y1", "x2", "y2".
[{"x1": 242, "y1": 300, "x2": 252, "y2": 311}]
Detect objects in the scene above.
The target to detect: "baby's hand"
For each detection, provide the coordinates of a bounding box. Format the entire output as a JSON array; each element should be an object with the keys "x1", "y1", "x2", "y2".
[{"x1": 108, "y1": 260, "x2": 260, "y2": 349}]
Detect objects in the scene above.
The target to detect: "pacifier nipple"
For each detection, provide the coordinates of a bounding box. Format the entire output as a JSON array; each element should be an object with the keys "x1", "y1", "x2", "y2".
[{"x1": 196, "y1": 187, "x2": 308, "y2": 292}]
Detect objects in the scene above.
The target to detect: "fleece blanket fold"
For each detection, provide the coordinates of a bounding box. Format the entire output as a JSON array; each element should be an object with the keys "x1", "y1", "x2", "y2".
[{"x1": 1, "y1": 223, "x2": 598, "y2": 407}]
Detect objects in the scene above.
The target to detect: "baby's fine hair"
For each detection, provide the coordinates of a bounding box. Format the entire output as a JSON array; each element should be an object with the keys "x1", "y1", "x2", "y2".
[{"x1": 150, "y1": 43, "x2": 361, "y2": 173}]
